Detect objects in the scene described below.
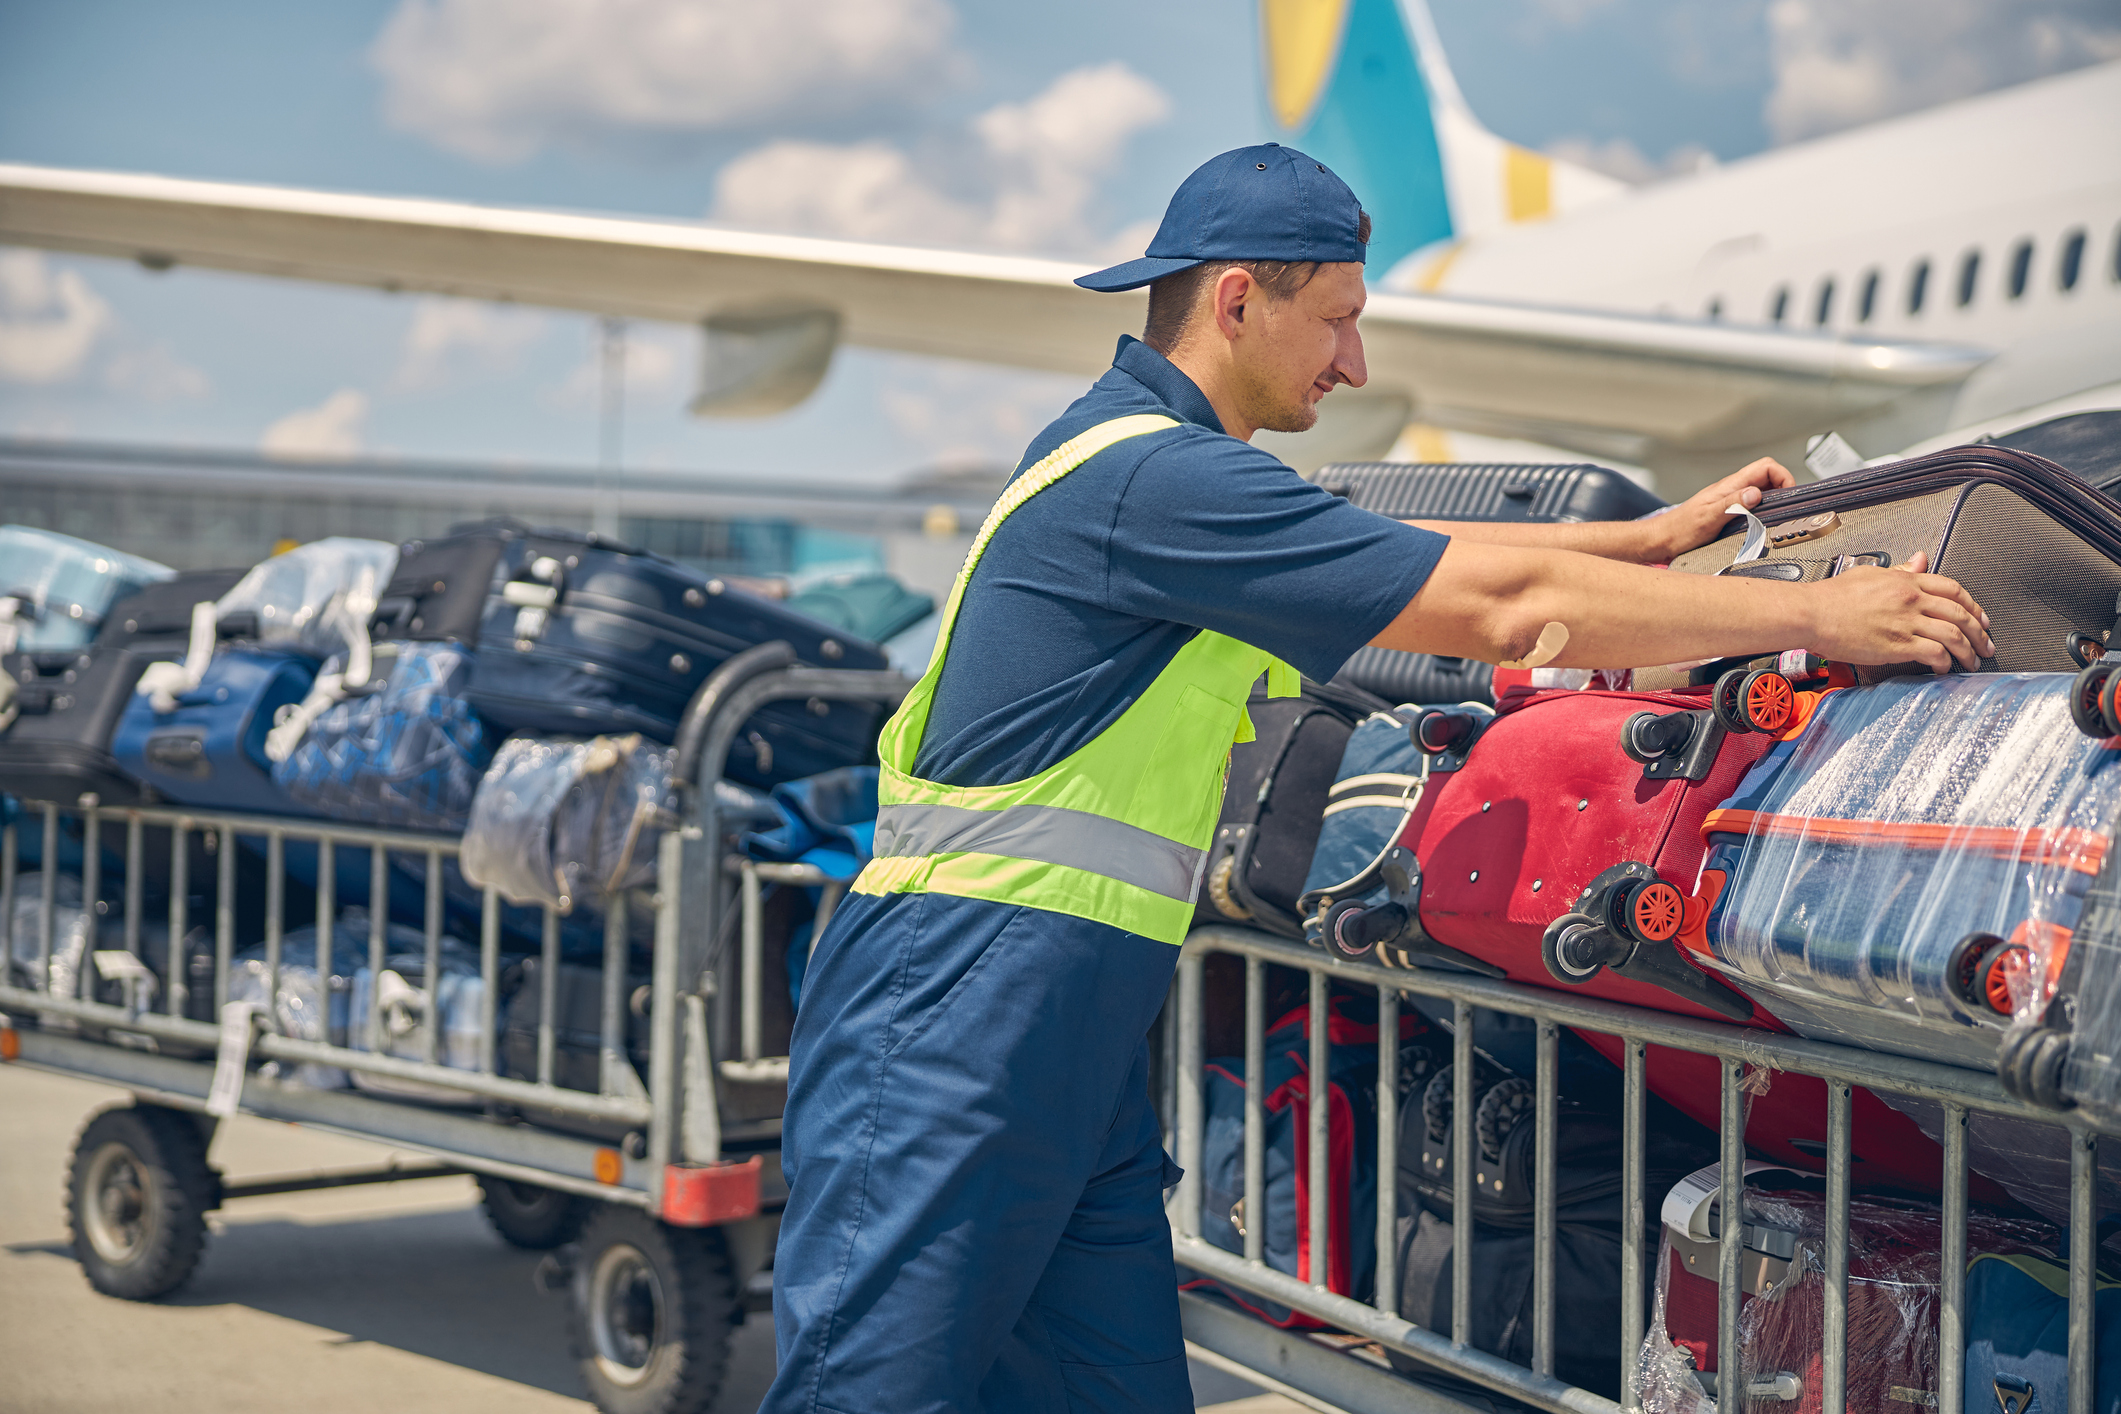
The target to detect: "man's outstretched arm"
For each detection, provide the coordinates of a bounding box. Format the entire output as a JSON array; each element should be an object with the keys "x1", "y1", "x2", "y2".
[
  {"x1": 1375, "y1": 538, "x2": 1994, "y2": 674},
  {"x1": 1404, "y1": 458, "x2": 1797, "y2": 564}
]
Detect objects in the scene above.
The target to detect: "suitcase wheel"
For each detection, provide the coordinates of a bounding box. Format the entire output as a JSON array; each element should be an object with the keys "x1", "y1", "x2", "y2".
[
  {"x1": 1712, "y1": 668, "x2": 1794, "y2": 734},
  {"x1": 1540, "y1": 911, "x2": 1615, "y2": 982},
  {"x1": 1950, "y1": 931, "x2": 2031, "y2": 1018},
  {"x1": 2071, "y1": 661, "x2": 2121, "y2": 739},
  {"x1": 1613, "y1": 878, "x2": 1685, "y2": 945},
  {"x1": 1619, "y1": 710, "x2": 1694, "y2": 764}
]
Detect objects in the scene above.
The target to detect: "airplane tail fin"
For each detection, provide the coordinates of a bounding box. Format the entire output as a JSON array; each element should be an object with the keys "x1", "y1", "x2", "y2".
[{"x1": 1260, "y1": 0, "x2": 1625, "y2": 284}]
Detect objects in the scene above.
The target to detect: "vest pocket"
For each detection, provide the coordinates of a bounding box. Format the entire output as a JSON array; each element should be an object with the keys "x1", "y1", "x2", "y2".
[{"x1": 1130, "y1": 682, "x2": 1245, "y2": 843}]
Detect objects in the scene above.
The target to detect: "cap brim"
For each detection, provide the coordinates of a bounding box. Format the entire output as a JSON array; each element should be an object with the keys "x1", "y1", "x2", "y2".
[{"x1": 1073, "y1": 255, "x2": 1204, "y2": 292}]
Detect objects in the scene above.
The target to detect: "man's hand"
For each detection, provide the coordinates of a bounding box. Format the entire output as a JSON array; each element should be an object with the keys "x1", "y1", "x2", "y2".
[
  {"x1": 1648, "y1": 458, "x2": 1797, "y2": 561},
  {"x1": 1804, "y1": 552, "x2": 1995, "y2": 672}
]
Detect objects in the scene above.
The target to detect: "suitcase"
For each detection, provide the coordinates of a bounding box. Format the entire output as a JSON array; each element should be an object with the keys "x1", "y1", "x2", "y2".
[
  {"x1": 1641, "y1": 446, "x2": 2121, "y2": 688},
  {"x1": 270, "y1": 642, "x2": 494, "y2": 833},
  {"x1": 499, "y1": 956, "x2": 651, "y2": 1098},
  {"x1": 1643, "y1": 1166, "x2": 2053, "y2": 1414},
  {"x1": 112, "y1": 648, "x2": 316, "y2": 812},
  {"x1": 0, "y1": 569, "x2": 251, "y2": 807},
  {"x1": 1319, "y1": 685, "x2": 1968, "y2": 1193},
  {"x1": 347, "y1": 933, "x2": 493, "y2": 1105},
  {"x1": 1195, "y1": 675, "x2": 1384, "y2": 937},
  {"x1": 212, "y1": 537, "x2": 399, "y2": 658},
  {"x1": 1312, "y1": 462, "x2": 1665, "y2": 706},
  {"x1": 460, "y1": 733, "x2": 676, "y2": 915},
  {"x1": 227, "y1": 923, "x2": 370, "y2": 1089},
  {"x1": 444, "y1": 524, "x2": 891, "y2": 788},
  {"x1": 1395, "y1": 1056, "x2": 1718, "y2": 1402},
  {"x1": 1685, "y1": 674, "x2": 2120, "y2": 1072},
  {"x1": 1965, "y1": 1250, "x2": 2121, "y2": 1414},
  {"x1": 1988, "y1": 408, "x2": 2121, "y2": 496},
  {"x1": 0, "y1": 525, "x2": 172, "y2": 655}
]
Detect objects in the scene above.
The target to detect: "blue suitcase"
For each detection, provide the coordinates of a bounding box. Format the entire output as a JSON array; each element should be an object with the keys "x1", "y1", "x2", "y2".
[
  {"x1": 112, "y1": 649, "x2": 314, "y2": 812},
  {"x1": 0, "y1": 526, "x2": 172, "y2": 655},
  {"x1": 458, "y1": 525, "x2": 892, "y2": 788}
]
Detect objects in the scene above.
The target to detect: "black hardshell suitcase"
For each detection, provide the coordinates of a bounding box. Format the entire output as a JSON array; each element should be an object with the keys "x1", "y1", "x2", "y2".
[
  {"x1": 1647, "y1": 445, "x2": 2121, "y2": 687},
  {"x1": 1312, "y1": 462, "x2": 1666, "y2": 704},
  {"x1": 407, "y1": 524, "x2": 891, "y2": 790},
  {"x1": 1195, "y1": 676, "x2": 1385, "y2": 938},
  {"x1": 0, "y1": 568, "x2": 247, "y2": 806}
]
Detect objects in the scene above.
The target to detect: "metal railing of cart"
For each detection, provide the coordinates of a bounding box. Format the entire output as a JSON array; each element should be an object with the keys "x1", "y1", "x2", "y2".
[
  {"x1": 0, "y1": 642, "x2": 909, "y2": 1224},
  {"x1": 1164, "y1": 924, "x2": 2113, "y2": 1414}
]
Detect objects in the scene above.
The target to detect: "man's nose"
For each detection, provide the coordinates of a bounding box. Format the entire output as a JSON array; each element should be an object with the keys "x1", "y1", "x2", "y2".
[{"x1": 1334, "y1": 323, "x2": 1368, "y2": 389}]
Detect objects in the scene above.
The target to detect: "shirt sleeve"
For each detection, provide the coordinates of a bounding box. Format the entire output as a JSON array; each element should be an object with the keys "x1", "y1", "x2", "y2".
[{"x1": 1101, "y1": 434, "x2": 1450, "y2": 683}]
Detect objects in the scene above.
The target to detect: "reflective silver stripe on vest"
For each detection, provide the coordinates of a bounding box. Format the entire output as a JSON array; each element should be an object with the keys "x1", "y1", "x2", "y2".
[{"x1": 871, "y1": 802, "x2": 1206, "y2": 904}]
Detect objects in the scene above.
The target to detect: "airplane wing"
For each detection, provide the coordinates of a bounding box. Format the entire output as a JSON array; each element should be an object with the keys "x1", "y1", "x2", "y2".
[{"x1": 0, "y1": 163, "x2": 1990, "y2": 482}]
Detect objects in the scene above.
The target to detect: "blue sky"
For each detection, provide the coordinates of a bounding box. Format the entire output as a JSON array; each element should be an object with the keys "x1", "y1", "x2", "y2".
[{"x1": 1, "y1": 0, "x2": 2112, "y2": 483}]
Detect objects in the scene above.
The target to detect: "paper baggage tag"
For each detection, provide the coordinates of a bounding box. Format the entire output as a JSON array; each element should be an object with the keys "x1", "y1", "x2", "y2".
[
  {"x1": 1661, "y1": 1160, "x2": 1800, "y2": 1239},
  {"x1": 206, "y1": 1001, "x2": 263, "y2": 1118}
]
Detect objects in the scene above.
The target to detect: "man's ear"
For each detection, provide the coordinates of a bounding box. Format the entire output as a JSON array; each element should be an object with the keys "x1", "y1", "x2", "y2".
[{"x1": 1212, "y1": 267, "x2": 1254, "y2": 341}]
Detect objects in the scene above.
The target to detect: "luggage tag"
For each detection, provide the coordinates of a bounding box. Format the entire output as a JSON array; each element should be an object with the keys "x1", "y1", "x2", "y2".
[{"x1": 205, "y1": 1000, "x2": 265, "y2": 1118}]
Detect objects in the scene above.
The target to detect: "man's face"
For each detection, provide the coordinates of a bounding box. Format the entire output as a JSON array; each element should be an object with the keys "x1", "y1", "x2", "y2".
[{"x1": 1230, "y1": 261, "x2": 1368, "y2": 436}]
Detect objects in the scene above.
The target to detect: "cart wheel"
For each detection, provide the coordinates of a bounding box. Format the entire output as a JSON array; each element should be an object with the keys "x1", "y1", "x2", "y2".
[
  {"x1": 479, "y1": 1176, "x2": 591, "y2": 1251},
  {"x1": 570, "y1": 1204, "x2": 738, "y2": 1414},
  {"x1": 67, "y1": 1104, "x2": 214, "y2": 1300},
  {"x1": 1540, "y1": 912, "x2": 1610, "y2": 983},
  {"x1": 1737, "y1": 670, "x2": 1795, "y2": 734},
  {"x1": 2070, "y1": 664, "x2": 2114, "y2": 738}
]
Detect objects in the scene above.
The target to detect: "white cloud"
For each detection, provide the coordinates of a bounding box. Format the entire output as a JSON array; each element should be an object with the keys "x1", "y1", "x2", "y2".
[
  {"x1": 1765, "y1": 0, "x2": 2121, "y2": 143},
  {"x1": 370, "y1": 0, "x2": 964, "y2": 164},
  {"x1": 712, "y1": 61, "x2": 1170, "y2": 257},
  {"x1": 0, "y1": 250, "x2": 112, "y2": 384},
  {"x1": 394, "y1": 297, "x2": 547, "y2": 390},
  {"x1": 1545, "y1": 136, "x2": 1719, "y2": 185},
  {"x1": 262, "y1": 389, "x2": 370, "y2": 460},
  {"x1": 103, "y1": 342, "x2": 211, "y2": 402},
  {"x1": 876, "y1": 357, "x2": 1080, "y2": 470}
]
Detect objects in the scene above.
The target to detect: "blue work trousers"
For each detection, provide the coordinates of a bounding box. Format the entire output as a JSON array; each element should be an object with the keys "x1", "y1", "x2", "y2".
[{"x1": 762, "y1": 889, "x2": 1190, "y2": 1414}]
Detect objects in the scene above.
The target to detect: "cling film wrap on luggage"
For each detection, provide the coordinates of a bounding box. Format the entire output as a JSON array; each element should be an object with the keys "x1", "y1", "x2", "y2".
[
  {"x1": 270, "y1": 643, "x2": 493, "y2": 832},
  {"x1": 227, "y1": 924, "x2": 371, "y2": 1089},
  {"x1": 459, "y1": 733, "x2": 678, "y2": 913},
  {"x1": 0, "y1": 525, "x2": 172, "y2": 654},
  {"x1": 5, "y1": 871, "x2": 92, "y2": 1001},
  {"x1": 215, "y1": 537, "x2": 398, "y2": 658},
  {"x1": 346, "y1": 918, "x2": 486, "y2": 1104},
  {"x1": 1699, "y1": 674, "x2": 2121, "y2": 1069},
  {"x1": 1637, "y1": 1170, "x2": 2054, "y2": 1414}
]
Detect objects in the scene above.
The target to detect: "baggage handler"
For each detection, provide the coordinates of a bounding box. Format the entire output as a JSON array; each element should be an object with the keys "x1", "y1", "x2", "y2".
[{"x1": 763, "y1": 145, "x2": 1993, "y2": 1414}]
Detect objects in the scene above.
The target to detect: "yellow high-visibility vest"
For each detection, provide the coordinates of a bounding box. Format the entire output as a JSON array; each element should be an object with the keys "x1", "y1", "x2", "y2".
[{"x1": 854, "y1": 414, "x2": 1299, "y2": 944}]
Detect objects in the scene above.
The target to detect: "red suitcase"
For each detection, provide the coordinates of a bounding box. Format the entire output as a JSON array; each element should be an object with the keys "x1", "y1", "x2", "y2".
[{"x1": 1309, "y1": 683, "x2": 1962, "y2": 1193}]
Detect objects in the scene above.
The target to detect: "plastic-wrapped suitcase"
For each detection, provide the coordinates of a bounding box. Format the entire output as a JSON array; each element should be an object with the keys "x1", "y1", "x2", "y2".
[
  {"x1": 1313, "y1": 462, "x2": 1665, "y2": 705},
  {"x1": 1638, "y1": 1165, "x2": 2052, "y2": 1414},
  {"x1": 427, "y1": 523, "x2": 890, "y2": 789},
  {"x1": 1194, "y1": 675, "x2": 1384, "y2": 937},
  {"x1": 269, "y1": 642, "x2": 493, "y2": 832},
  {"x1": 1313, "y1": 685, "x2": 1964, "y2": 1193},
  {"x1": 0, "y1": 526, "x2": 171, "y2": 655},
  {"x1": 112, "y1": 648, "x2": 315, "y2": 812},
  {"x1": 1639, "y1": 446, "x2": 2121, "y2": 688},
  {"x1": 459, "y1": 733, "x2": 676, "y2": 914},
  {"x1": 0, "y1": 568, "x2": 247, "y2": 806}
]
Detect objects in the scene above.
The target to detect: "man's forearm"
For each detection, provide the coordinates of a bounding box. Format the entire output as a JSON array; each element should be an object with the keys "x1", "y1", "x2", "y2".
[{"x1": 1404, "y1": 518, "x2": 1673, "y2": 564}]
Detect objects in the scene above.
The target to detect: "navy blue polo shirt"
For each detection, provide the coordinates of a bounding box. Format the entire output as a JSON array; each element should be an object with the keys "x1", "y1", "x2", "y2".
[{"x1": 913, "y1": 336, "x2": 1448, "y2": 788}]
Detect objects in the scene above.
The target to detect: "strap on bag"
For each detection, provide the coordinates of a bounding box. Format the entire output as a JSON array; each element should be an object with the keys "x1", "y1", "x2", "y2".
[{"x1": 262, "y1": 567, "x2": 387, "y2": 764}]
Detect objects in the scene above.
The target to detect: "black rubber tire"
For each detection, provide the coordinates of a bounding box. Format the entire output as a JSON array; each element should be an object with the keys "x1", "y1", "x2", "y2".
[
  {"x1": 479, "y1": 1176, "x2": 593, "y2": 1251},
  {"x1": 67, "y1": 1104, "x2": 215, "y2": 1300},
  {"x1": 2069, "y1": 664, "x2": 2113, "y2": 738},
  {"x1": 1711, "y1": 669, "x2": 1753, "y2": 734},
  {"x1": 570, "y1": 1204, "x2": 738, "y2": 1414},
  {"x1": 2101, "y1": 668, "x2": 2121, "y2": 739},
  {"x1": 1540, "y1": 912, "x2": 1608, "y2": 983}
]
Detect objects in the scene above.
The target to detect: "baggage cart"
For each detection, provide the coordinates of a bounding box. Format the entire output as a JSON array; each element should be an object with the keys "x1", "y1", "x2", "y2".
[
  {"x1": 0, "y1": 642, "x2": 908, "y2": 1414},
  {"x1": 1162, "y1": 923, "x2": 2116, "y2": 1414}
]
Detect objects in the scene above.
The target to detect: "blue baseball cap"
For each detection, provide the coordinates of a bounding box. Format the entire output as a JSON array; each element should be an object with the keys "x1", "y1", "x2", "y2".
[{"x1": 1076, "y1": 143, "x2": 1366, "y2": 293}]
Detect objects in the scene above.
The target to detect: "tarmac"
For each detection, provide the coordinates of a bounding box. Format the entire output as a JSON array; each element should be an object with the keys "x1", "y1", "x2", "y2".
[{"x1": 0, "y1": 1062, "x2": 1280, "y2": 1413}]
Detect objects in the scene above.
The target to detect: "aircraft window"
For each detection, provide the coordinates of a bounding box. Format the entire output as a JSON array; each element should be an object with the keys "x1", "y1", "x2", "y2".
[
  {"x1": 1770, "y1": 285, "x2": 1789, "y2": 323},
  {"x1": 1707, "y1": 297, "x2": 1722, "y2": 320},
  {"x1": 1857, "y1": 270, "x2": 1879, "y2": 322},
  {"x1": 2059, "y1": 229, "x2": 2085, "y2": 290},
  {"x1": 1814, "y1": 278, "x2": 1835, "y2": 325},
  {"x1": 1908, "y1": 259, "x2": 1930, "y2": 314},
  {"x1": 1957, "y1": 249, "x2": 1981, "y2": 306},
  {"x1": 2008, "y1": 240, "x2": 2033, "y2": 299},
  {"x1": 2112, "y1": 221, "x2": 2120, "y2": 283}
]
